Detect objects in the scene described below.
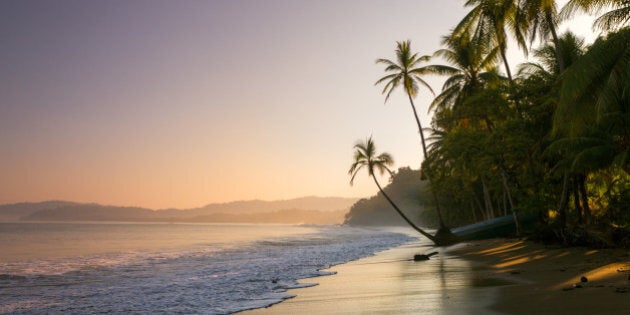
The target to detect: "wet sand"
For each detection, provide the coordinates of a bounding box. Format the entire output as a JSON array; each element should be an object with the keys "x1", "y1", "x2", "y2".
[
  {"x1": 245, "y1": 241, "x2": 505, "y2": 314},
  {"x1": 245, "y1": 238, "x2": 630, "y2": 314}
]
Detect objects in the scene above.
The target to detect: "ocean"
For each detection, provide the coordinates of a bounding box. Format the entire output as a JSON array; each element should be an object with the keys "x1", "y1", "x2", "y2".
[{"x1": 0, "y1": 222, "x2": 416, "y2": 314}]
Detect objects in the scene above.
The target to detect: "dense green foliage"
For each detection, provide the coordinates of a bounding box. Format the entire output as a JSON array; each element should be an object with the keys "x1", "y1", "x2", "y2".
[{"x1": 351, "y1": 1, "x2": 630, "y2": 246}]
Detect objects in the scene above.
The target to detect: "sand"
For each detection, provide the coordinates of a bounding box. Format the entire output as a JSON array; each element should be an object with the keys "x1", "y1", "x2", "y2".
[
  {"x1": 244, "y1": 238, "x2": 630, "y2": 314},
  {"x1": 454, "y1": 239, "x2": 630, "y2": 314}
]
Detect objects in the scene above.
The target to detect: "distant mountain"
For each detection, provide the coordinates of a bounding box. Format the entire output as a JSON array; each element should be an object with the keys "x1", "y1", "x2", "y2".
[
  {"x1": 0, "y1": 197, "x2": 357, "y2": 224},
  {"x1": 182, "y1": 209, "x2": 347, "y2": 225},
  {"x1": 0, "y1": 201, "x2": 79, "y2": 221},
  {"x1": 23, "y1": 204, "x2": 156, "y2": 222},
  {"x1": 155, "y1": 196, "x2": 358, "y2": 219}
]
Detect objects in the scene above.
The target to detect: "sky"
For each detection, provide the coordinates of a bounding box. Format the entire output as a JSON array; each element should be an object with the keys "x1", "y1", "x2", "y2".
[{"x1": 0, "y1": 1, "x2": 597, "y2": 209}]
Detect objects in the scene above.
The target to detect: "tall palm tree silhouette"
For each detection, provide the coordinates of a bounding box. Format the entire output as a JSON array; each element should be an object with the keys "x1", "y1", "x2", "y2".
[{"x1": 375, "y1": 40, "x2": 447, "y2": 229}]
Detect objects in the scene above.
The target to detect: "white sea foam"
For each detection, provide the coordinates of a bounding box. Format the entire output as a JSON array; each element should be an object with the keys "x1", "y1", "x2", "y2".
[{"x1": 0, "y1": 224, "x2": 416, "y2": 314}]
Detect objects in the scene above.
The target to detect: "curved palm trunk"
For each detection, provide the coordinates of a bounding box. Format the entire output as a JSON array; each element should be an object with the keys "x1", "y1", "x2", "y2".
[
  {"x1": 373, "y1": 176, "x2": 438, "y2": 243},
  {"x1": 406, "y1": 93, "x2": 447, "y2": 229}
]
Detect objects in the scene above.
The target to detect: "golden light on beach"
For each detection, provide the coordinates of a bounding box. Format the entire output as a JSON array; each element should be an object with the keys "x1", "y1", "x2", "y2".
[{"x1": 2, "y1": 0, "x2": 630, "y2": 314}]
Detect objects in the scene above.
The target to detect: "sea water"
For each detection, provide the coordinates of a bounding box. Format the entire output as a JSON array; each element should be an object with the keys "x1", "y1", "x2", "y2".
[{"x1": 0, "y1": 222, "x2": 416, "y2": 314}]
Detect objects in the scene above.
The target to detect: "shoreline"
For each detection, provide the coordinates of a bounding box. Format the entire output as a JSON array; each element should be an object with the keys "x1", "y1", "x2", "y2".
[
  {"x1": 244, "y1": 240, "x2": 503, "y2": 314},
  {"x1": 244, "y1": 238, "x2": 630, "y2": 314}
]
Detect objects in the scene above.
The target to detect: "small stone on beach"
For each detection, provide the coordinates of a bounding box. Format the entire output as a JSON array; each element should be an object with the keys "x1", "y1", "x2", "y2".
[{"x1": 580, "y1": 276, "x2": 588, "y2": 283}]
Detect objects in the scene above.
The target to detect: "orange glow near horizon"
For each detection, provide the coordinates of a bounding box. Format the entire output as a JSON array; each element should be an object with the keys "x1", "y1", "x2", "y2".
[{"x1": 0, "y1": 1, "x2": 598, "y2": 209}]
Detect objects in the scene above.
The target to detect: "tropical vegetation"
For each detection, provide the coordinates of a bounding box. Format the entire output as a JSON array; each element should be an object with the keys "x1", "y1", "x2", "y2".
[{"x1": 350, "y1": 0, "x2": 630, "y2": 247}]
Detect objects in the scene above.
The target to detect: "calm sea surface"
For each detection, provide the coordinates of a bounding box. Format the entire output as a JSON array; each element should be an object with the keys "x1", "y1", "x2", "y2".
[{"x1": 0, "y1": 222, "x2": 415, "y2": 314}]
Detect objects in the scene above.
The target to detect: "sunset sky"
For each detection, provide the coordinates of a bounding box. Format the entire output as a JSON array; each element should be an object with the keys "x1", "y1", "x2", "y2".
[{"x1": 0, "y1": 1, "x2": 597, "y2": 209}]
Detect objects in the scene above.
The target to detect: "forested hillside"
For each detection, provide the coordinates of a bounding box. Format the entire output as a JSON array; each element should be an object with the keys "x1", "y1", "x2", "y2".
[{"x1": 344, "y1": 167, "x2": 437, "y2": 227}]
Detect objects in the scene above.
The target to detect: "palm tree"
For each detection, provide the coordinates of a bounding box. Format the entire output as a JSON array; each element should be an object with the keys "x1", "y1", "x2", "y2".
[
  {"x1": 429, "y1": 29, "x2": 523, "y2": 232},
  {"x1": 562, "y1": 0, "x2": 630, "y2": 31},
  {"x1": 454, "y1": 0, "x2": 527, "y2": 83},
  {"x1": 375, "y1": 40, "x2": 448, "y2": 229},
  {"x1": 427, "y1": 31, "x2": 502, "y2": 127},
  {"x1": 518, "y1": 0, "x2": 566, "y2": 71},
  {"x1": 518, "y1": 32, "x2": 585, "y2": 78},
  {"x1": 555, "y1": 28, "x2": 630, "y2": 174},
  {"x1": 518, "y1": 31, "x2": 588, "y2": 227},
  {"x1": 349, "y1": 137, "x2": 438, "y2": 243}
]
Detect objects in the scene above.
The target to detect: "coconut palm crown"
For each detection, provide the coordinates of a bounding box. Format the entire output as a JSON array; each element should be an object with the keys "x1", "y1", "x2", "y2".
[{"x1": 375, "y1": 40, "x2": 434, "y2": 102}]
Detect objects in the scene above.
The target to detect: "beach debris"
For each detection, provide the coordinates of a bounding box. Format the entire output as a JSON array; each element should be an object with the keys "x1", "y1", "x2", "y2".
[
  {"x1": 413, "y1": 251, "x2": 438, "y2": 261},
  {"x1": 581, "y1": 276, "x2": 588, "y2": 283}
]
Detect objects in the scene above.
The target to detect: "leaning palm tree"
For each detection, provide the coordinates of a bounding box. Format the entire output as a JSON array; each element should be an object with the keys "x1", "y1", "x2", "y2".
[
  {"x1": 349, "y1": 137, "x2": 438, "y2": 243},
  {"x1": 375, "y1": 40, "x2": 447, "y2": 229}
]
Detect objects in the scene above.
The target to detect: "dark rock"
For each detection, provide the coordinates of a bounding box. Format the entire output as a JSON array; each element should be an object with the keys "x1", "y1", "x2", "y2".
[
  {"x1": 414, "y1": 252, "x2": 438, "y2": 261},
  {"x1": 581, "y1": 276, "x2": 588, "y2": 283}
]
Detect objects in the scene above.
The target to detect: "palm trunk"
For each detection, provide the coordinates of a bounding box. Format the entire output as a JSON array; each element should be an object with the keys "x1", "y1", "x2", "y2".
[
  {"x1": 578, "y1": 174, "x2": 591, "y2": 224},
  {"x1": 406, "y1": 93, "x2": 446, "y2": 229},
  {"x1": 501, "y1": 170, "x2": 519, "y2": 235},
  {"x1": 547, "y1": 11, "x2": 571, "y2": 226},
  {"x1": 499, "y1": 43, "x2": 525, "y2": 117},
  {"x1": 573, "y1": 175, "x2": 583, "y2": 224},
  {"x1": 481, "y1": 176, "x2": 495, "y2": 219},
  {"x1": 557, "y1": 171, "x2": 570, "y2": 229},
  {"x1": 499, "y1": 45, "x2": 513, "y2": 83},
  {"x1": 373, "y1": 176, "x2": 437, "y2": 243},
  {"x1": 473, "y1": 191, "x2": 485, "y2": 220},
  {"x1": 547, "y1": 11, "x2": 565, "y2": 73}
]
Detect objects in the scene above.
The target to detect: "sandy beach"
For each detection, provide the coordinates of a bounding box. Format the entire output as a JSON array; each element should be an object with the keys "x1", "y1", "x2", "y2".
[
  {"x1": 455, "y1": 239, "x2": 630, "y2": 314},
  {"x1": 245, "y1": 238, "x2": 630, "y2": 314}
]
